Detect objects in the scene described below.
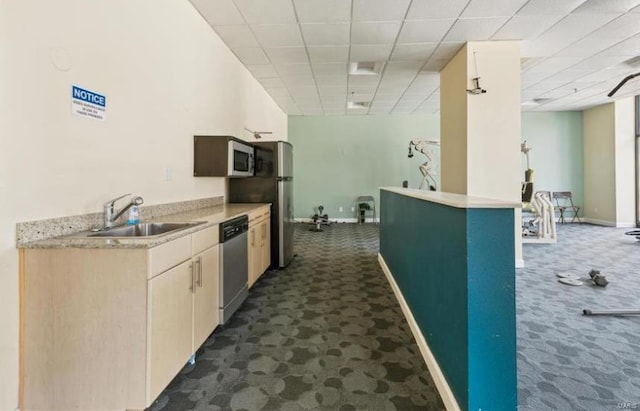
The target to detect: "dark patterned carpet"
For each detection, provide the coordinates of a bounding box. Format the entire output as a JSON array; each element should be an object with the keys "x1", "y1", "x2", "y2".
[{"x1": 149, "y1": 223, "x2": 445, "y2": 411}]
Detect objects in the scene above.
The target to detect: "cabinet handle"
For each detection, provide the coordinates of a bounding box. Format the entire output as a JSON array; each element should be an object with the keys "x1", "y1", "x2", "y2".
[
  {"x1": 196, "y1": 256, "x2": 202, "y2": 287},
  {"x1": 189, "y1": 262, "x2": 194, "y2": 292}
]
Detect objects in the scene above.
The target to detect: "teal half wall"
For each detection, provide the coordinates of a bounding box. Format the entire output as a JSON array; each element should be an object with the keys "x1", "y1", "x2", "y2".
[
  {"x1": 379, "y1": 189, "x2": 517, "y2": 410},
  {"x1": 289, "y1": 115, "x2": 439, "y2": 219}
]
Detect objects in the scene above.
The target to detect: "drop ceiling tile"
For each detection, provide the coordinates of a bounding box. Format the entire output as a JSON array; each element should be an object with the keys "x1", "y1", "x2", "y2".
[
  {"x1": 234, "y1": 47, "x2": 271, "y2": 64},
  {"x1": 252, "y1": 24, "x2": 303, "y2": 47},
  {"x1": 321, "y1": 96, "x2": 346, "y2": 104},
  {"x1": 572, "y1": 0, "x2": 640, "y2": 14},
  {"x1": 233, "y1": 0, "x2": 297, "y2": 24},
  {"x1": 307, "y1": 46, "x2": 350, "y2": 63},
  {"x1": 274, "y1": 63, "x2": 312, "y2": 76},
  {"x1": 430, "y1": 42, "x2": 465, "y2": 61},
  {"x1": 316, "y1": 75, "x2": 348, "y2": 86},
  {"x1": 351, "y1": 22, "x2": 403, "y2": 44},
  {"x1": 443, "y1": 17, "x2": 509, "y2": 42},
  {"x1": 462, "y1": 0, "x2": 528, "y2": 18},
  {"x1": 350, "y1": 45, "x2": 394, "y2": 62},
  {"x1": 301, "y1": 23, "x2": 350, "y2": 45},
  {"x1": 534, "y1": 13, "x2": 621, "y2": 48},
  {"x1": 288, "y1": 87, "x2": 319, "y2": 98},
  {"x1": 353, "y1": 0, "x2": 411, "y2": 22},
  {"x1": 406, "y1": 0, "x2": 469, "y2": 19},
  {"x1": 293, "y1": 0, "x2": 352, "y2": 23},
  {"x1": 412, "y1": 72, "x2": 440, "y2": 85},
  {"x1": 398, "y1": 95, "x2": 427, "y2": 103},
  {"x1": 265, "y1": 47, "x2": 308, "y2": 63},
  {"x1": 597, "y1": 35, "x2": 640, "y2": 56},
  {"x1": 391, "y1": 43, "x2": 437, "y2": 61},
  {"x1": 347, "y1": 86, "x2": 378, "y2": 95},
  {"x1": 348, "y1": 76, "x2": 381, "y2": 86},
  {"x1": 398, "y1": 20, "x2": 455, "y2": 43},
  {"x1": 260, "y1": 77, "x2": 286, "y2": 88},
  {"x1": 264, "y1": 87, "x2": 291, "y2": 97},
  {"x1": 492, "y1": 15, "x2": 565, "y2": 40},
  {"x1": 189, "y1": 0, "x2": 244, "y2": 26},
  {"x1": 371, "y1": 95, "x2": 400, "y2": 103},
  {"x1": 592, "y1": 12, "x2": 640, "y2": 40},
  {"x1": 312, "y1": 63, "x2": 347, "y2": 76},
  {"x1": 281, "y1": 74, "x2": 316, "y2": 86},
  {"x1": 553, "y1": 36, "x2": 621, "y2": 57},
  {"x1": 384, "y1": 61, "x2": 424, "y2": 77},
  {"x1": 213, "y1": 25, "x2": 260, "y2": 47},
  {"x1": 348, "y1": 93, "x2": 375, "y2": 101},
  {"x1": 516, "y1": 0, "x2": 588, "y2": 16},
  {"x1": 246, "y1": 64, "x2": 279, "y2": 78},
  {"x1": 319, "y1": 86, "x2": 348, "y2": 96},
  {"x1": 404, "y1": 82, "x2": 439, "y2": 96}
]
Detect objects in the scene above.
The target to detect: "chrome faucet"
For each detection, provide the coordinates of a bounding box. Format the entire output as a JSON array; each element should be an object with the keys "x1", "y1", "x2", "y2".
[{"x1": 103, "y1": 194, "x2": 144, "y2": 229}]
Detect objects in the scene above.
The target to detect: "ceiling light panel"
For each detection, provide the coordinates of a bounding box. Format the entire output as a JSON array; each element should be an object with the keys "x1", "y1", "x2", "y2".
[
  {"x1": 351, "y1": 22, "x2": 403, "y2": 44},
  {"x1": 307, "y1": 46, "x2": 350, "y2": 63},
  {"x1": 251, "y1": 24, "x2": 303, "y2": 47},
  {"x1": 233, "y1": 0, "x2": 297, "y2": 24},
  {"x1": 391, "y1": 43, "x2": 438, "y2": 61},
  {"x1": 300, "y1": 23, "x2": 350, "y2": 45},
  {"x1": 264, "y1": 47, "x2": 308, "y2": 64},
  {"x1": 189, "y1": 0, "x2": 244, "y2": 26},
  {"x1": 461, "y1": 0, "x2": 529, "y2": 18},
  {"x1": 398, "y1": 19, "x2": 455, "y2": 43},
  {"x1": 406, "y1": 0, "x2": 469, "y2": 19},
  {"x1": 292, "y1": 0, "x2": 352, "y2": 23},
  {"x1": 443, "y1": 17, "x2": 510, "y2": 42},
  {"x1": 350, "y1": 45, "x2": 394, "y2": 62},
  {"x1": 352, "y1": 0, "x2": 411, "y2": 22},
  {"x1": 214, "y1": 25, "x2": 260, "y2": 48}
]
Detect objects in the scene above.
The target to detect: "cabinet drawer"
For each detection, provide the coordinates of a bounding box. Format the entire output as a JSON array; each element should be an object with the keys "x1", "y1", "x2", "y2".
[
  {"x1": 192, "y1": 225, "x2": 219, "y2": 255},
  {"x1": 148, "y1": 235, "x2": 191, "y2": 279}
]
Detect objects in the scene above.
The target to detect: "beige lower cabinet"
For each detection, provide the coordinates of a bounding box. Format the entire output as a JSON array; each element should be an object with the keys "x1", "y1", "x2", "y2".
[
  {"x1": 22, "y1": 224, "x2": 220, "y2": 411},
  {"x1": 247, "y1": 207, "x2": 271, "y2": 287}
]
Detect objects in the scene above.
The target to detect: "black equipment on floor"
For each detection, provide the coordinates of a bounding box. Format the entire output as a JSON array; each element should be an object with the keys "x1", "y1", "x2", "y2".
[{"x1": 310, "y1": 205, "x2": 330, "y2": 232}]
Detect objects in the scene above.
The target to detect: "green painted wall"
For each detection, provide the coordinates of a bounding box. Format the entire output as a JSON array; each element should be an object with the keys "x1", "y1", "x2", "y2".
[
  {"x1": 289, "y1": 115, "x2": 440, "y2": 219},
  {"x1": 289, "y1": 112, "x2": 583, "y2": 220},
  {"x1": 521, "y1": 111, "x2": 584, "y2": 212}
]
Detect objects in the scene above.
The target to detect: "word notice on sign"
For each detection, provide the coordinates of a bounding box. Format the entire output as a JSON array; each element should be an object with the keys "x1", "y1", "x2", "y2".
[{"x1": 71, "y1": 85, "x2": 106, "y2": 121}]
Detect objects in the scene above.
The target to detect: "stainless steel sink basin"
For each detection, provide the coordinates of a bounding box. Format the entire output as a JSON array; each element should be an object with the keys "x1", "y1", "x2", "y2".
[{"x1": 89, "y1": 222, "x2": 205, "y2": 238}]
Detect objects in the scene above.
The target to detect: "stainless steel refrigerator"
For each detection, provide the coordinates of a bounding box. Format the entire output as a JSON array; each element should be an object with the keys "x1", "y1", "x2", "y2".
[{"x1": 229, "y1": 141, "x2": 294, "y2": 268}]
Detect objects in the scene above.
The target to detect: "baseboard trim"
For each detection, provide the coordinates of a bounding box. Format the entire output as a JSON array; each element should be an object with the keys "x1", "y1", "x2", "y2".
[
  {"x1": 377, "y1": 254, "x2": 461, "y2": 411},
  {"x1": 294, "y1": 217, "x2": 378, "y2": 223},
  {"x1": 515, "y1": 258, "x2": 525, "y2": 268},
  {"x1": 582, "y1": 218, "x2": 635, "y2": 228}
]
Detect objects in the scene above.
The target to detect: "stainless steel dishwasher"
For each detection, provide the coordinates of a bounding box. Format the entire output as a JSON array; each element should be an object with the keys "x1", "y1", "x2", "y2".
[{"x1": 219, "y1": 215, "x2": 249, "y2": 324}]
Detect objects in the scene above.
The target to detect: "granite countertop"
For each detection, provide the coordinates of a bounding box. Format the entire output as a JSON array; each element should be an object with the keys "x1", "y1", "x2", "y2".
[{"x1": 20, "y1": 203, "x2": 270, "y2": 249}]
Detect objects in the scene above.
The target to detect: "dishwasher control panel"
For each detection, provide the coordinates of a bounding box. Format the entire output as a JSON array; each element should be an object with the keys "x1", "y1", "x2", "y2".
[{"x1": 220, "y1": 215, "x2": 249, "y2": 242}]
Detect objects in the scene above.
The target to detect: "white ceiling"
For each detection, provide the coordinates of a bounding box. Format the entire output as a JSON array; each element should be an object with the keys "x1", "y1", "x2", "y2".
[{"x1": 189, "y1": 0, "x2": 640, "y2": 115}]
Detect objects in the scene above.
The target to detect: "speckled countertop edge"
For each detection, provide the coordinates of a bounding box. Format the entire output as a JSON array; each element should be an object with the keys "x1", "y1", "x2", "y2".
[{"x1": 19, "y1": 203, "x2": 271, "y2": 250}]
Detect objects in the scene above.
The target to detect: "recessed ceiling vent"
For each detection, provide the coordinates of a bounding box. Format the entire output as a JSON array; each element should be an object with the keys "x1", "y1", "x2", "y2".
[
  {"x1": 349, "y1": 61, "x2": 384, "y2": 76},
  {"x1": 624, "y1": 55, "x2": 640, "y2": 67},
  {"x1": 347, "y1": 101, "x2": 370, "y2": 109}
]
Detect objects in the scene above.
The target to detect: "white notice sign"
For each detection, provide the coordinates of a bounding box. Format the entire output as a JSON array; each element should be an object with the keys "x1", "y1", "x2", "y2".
[{"x1": 71, "y1": 85, "x2": 106, "y2": 121}]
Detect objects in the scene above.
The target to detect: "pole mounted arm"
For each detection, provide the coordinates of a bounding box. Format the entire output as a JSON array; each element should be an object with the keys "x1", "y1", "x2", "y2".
[{"x1": 608, "y1": 72, "x2": 640, "y2": 97}]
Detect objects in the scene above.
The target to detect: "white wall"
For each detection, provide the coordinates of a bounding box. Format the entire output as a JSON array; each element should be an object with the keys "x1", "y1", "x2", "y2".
[
  {"x1": 614, "y1": 98, "x2": 636, "y2": 226},
  {"x1": 0, "y1": 1, "x2": 287, "y2": 408}
]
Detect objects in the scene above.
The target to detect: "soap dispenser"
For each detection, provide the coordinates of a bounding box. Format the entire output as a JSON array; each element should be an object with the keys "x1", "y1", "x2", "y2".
[{"x1": 126, "y1": 205, "x2": 140, "y2": 225}]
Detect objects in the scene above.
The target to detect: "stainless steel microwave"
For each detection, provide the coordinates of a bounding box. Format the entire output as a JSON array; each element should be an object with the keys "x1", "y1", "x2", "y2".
[{"x1": 193, "y1": 136, "x2": 254, "y2": 177}]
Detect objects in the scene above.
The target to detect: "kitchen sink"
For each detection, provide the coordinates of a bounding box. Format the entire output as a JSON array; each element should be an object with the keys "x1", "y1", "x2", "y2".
[{"x1": 89, "y1": 222, "x2": 205, "y2": 238}]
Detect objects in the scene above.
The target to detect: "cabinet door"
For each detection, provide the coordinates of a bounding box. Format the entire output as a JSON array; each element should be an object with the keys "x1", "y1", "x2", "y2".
[
  {"x1": 148, "y1": 260, "x2": 193, "y2": 401},
  {"x1": 261, "y1": 218, "x2": 271, "y2": 273},
  {"x1": 248, "y1": 226, "x2": 258, "y2": 287},
  {"x1": 193, "y1": 245, "x2": 220, "y2": 350}
]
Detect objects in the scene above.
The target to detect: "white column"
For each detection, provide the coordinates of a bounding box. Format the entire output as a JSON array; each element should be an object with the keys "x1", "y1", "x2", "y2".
[{"x1": 440, "y1": 41, "x2": 523, "y2": 266}]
